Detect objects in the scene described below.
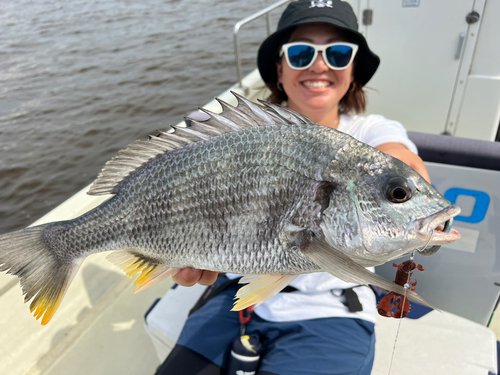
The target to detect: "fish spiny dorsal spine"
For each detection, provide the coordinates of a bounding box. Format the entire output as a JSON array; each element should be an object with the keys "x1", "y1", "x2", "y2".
[{"x1": 87, "y1": 92, "x2": 315, "y2": 196}]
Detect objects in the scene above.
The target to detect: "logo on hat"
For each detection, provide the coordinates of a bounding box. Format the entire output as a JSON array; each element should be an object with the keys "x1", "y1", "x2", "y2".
[{"x1": 310, "y1": 0, "x2": 333, "y2": 8}]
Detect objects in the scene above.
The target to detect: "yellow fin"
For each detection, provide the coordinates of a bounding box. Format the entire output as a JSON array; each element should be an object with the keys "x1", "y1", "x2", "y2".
[
  {"x1": 0, "y1": 224, "x2": 86, "y2": 325},
  {"x1": 132, "y1": 266, "x2": 178, "y2": 294},
  {"x1": 231, "y1": 274, "x2": 298, "y2": 311},
  {"x1": 107, "y1": 250, "x2": 176, "y2": 293},
  {"x1": 28, "y1": 259, "x2": 83, "y2": 325}
]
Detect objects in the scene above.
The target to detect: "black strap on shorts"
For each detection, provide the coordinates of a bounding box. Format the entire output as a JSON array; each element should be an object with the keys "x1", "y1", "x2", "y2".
[
  {"x1": 331, "y1": 287, "x2": 364, "y2": 312},
  {"x1": 343, "y1": 288, "x2": 363, "y2": 312}
]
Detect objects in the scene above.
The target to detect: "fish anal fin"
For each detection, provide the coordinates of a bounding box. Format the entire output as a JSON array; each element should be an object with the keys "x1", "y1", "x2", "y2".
[
  {"x1": 231, "y1": 274, "x2": 298, "y2": 311},
  {"x1": 132, "y1": 266, "x2": 178, "y2": 294},
  {"x1": 106, "y1": 250, "x2": 177, "y2": 294}
]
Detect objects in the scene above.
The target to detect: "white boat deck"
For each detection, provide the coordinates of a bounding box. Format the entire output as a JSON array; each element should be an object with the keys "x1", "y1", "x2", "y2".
[
  {"x1": 0, "y1": 187, "x2": 175, "y2": 375},
  {"x1": 0, "y1": 70, "x2": 498, "y2": 374}
]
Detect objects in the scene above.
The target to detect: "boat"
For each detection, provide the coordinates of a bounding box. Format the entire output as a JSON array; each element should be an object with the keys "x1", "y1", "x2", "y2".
[{"x1": 1, "y1": 1, "x2": 499, "y2": 374}]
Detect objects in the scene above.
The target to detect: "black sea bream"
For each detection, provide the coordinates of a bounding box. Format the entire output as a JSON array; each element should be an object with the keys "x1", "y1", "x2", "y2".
[{"x1": 0, "y1": 92, "x2": 460, "y2": 324}]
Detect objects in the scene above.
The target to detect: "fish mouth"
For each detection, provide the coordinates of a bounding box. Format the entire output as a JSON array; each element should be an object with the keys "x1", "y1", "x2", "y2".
[{"x1": 414, "y1": 204, "x2": 461, "y2": 247}]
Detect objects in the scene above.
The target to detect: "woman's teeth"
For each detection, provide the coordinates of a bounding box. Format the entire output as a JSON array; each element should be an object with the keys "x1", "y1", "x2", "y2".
[{"x1": 302, "y1": 81, "x2": 331, "y2": 89}]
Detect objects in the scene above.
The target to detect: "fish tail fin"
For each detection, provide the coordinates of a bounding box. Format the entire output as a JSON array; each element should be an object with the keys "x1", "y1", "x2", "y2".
[{"x1": 0, "y1": 225, "x2": 83, "y2": 325}]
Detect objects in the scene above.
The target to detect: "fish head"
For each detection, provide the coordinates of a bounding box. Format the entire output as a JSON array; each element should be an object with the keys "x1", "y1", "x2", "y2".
[{"x1": 320, "y1": 154, "x2": 461, "y2": 266}]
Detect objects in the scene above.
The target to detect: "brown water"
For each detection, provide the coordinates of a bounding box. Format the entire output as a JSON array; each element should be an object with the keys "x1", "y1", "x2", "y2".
[{"x1": 0, "y1": 0, "x2": 284, "y2": 234}]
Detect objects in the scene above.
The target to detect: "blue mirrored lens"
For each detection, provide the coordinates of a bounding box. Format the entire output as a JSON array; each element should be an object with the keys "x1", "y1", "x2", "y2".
[
  {"x1": 287, "y1": 45, "x2": 315, "y2": 68},
  {"x1": 325, "y1": 45, "x2": 353, "y2": 68}
]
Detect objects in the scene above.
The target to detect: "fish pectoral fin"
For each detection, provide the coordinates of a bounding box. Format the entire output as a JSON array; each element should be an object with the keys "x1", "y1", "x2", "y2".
[
  {"x1": 231, "y1": 274, "x2": 298, "y2": 311},
  {"x1": 106, "y1": 250, "x2": 178, "y2": 294},
  {"x1": 301, "y1": 235, "x2": 433, "y2": 309}
]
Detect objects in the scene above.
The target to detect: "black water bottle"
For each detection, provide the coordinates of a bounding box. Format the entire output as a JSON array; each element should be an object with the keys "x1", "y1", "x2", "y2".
[{"x1": 226, "y1": 334, "x2": 262, "y2": 375}]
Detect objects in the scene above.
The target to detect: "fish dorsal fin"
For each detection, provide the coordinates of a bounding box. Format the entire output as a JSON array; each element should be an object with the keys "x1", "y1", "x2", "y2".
[
  {"x1": 257, "y1": 99, "x2": 317, "y2": 125},
  {"x1": 107, "y1": 250, "x2": 178, "y2": 293},
  {"x1": 231, "y1": 274, "x2": 298, "y2": 311},
  {"x1": 87, "y1": 91, "x2": 315, "y2": 196}
]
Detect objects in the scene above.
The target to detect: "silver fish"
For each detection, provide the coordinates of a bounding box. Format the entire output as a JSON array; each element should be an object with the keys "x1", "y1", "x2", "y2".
[{"x1": 0, "y1": 92, "x2": 460, "y2": 325}]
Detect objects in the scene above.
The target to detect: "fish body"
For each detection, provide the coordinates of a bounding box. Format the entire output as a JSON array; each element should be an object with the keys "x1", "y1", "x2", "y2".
[{"x1": 0, "y1": 92, "x2": 460, "y2": 324}]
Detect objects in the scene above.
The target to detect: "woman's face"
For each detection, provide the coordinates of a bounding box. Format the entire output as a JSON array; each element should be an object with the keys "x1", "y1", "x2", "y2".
[{"x1": 277, "y1": 24, "x2": 355, "y2": 119}]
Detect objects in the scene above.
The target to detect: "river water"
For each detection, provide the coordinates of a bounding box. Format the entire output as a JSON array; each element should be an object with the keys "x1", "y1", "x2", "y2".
[{"x1": 0, "y1": 0, "x2": 284, "y2": 234}]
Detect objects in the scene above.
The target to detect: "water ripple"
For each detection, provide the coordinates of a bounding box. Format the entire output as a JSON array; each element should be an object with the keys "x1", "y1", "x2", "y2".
[{"x1": 0, "y1": 0, "x2": 284, "y2": 234}]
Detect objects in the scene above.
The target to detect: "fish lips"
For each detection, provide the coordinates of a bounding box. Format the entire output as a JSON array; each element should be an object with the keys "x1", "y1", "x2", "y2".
[{"x1": 414, "y1": 204, "x2": 461, "y2": 245}]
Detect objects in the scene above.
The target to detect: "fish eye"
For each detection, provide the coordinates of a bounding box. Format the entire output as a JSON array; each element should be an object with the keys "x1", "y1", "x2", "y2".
[
  {"x1": 384, "y1": 177, "x2": 413, "y2": 203},
  {"x1": 391, "y1": 186, "x2": 409, "y2": 202}
]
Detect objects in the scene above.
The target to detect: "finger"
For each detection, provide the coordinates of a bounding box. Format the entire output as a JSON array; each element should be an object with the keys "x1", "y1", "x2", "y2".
[
  {"x1": 387, "y1": 148, "x2": 431, "y2": 184},
  {"x1": 172, "y1": 267, "x2": 202, "y2": 287},
  {"x1": 198, "y1": 271, "x2": 219, "y2": 286},
  {"x1": 406, "y1": 155, "x2": 431, "y2": 184},
  {"x1": 415, "y1": 166, "x2": 431, "y2": 184}
]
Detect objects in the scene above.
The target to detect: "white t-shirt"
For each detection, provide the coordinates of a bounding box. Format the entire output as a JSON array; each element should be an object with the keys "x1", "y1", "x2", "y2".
[
  {"x1": 338, "y1": 114, "x2": 418, "y2": 154},
  {"x1": 230, "y1": 114, "x2": 417, "y2": 324}
]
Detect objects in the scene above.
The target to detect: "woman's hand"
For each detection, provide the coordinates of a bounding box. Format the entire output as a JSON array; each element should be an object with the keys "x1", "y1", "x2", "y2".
[
  {"x1": 376, "y1": 143, "x2": 431, "y2": 184},
  {"x1": 172, "y1": 267, "x2": 219, "y2": 287}
]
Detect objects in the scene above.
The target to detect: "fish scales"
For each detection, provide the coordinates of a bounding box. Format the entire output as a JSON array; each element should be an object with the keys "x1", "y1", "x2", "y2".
[
  {"x1": 46, "y1": 125, "x2": 342, "y2": 274},
  {"x1": 0, "y1": 92, "x2": 461, "y2": 324}
]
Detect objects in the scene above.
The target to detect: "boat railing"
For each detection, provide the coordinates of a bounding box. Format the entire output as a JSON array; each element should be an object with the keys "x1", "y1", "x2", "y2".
[{"x1": 233, "y1": 0, "x2": 290, "y2": 91}]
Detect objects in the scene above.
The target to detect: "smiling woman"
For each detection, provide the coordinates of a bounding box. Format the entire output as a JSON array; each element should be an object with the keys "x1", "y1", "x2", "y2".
[{"x1": 278, "y1": 24, "x2": 357, "y2": 125}]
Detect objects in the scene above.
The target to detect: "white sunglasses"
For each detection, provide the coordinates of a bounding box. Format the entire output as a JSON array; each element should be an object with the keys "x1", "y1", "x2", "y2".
[{"x1": 280, "y1": 42, "x2": 359, "y2": 71}]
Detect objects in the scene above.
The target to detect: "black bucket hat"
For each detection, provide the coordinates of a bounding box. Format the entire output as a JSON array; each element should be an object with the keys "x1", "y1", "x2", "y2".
[{"x1": 257, "y1": 0, "x2": 380, "y2": 86}]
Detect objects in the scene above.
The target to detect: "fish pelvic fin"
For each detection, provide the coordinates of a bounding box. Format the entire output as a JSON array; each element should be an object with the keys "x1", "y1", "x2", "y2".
[
  {"x1": 301, "y1": 234, "x2": 433, "y2": 309},
  {"x1": 106, "y1": 250, "x2": 178, "y2": 294},
  {"x1": 231, "y1": 274, "x2": 298, "y2": 311},
  {"x1": 0, "y1": 224, "x2": 84, "y2": 325}
]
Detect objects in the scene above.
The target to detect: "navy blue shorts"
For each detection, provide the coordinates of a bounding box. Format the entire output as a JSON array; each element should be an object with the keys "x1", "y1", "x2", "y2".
[{"x1": 176, "y1": 278, "x2": 375, "y2": 375}]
